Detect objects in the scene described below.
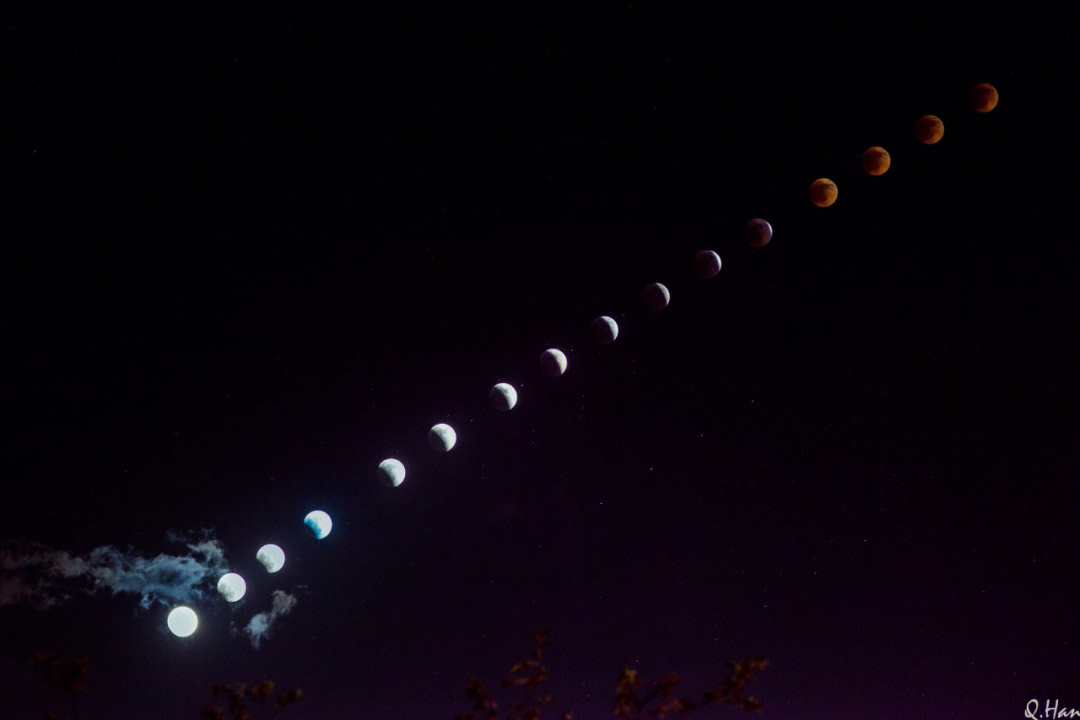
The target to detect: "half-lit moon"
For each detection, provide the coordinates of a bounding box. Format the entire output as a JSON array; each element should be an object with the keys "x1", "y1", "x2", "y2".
[
  {"x1": 216, "y1": 573, "x2": 246, "y2": 602},
  {"x1": 591, "y1": 316, "x2": 618, "y2": 344},
  {"x1": 256, "y1": 544, "x2": 285, "y2": 573},
  {"x1": 304, "y1": 510, "x2": 332, "y2": 540},
  {"x1": 540, "y1": 349, "x2": 567, "y2": 377},
  {"x1": 489, "y1": 383, "x2": 518, "y2": 411},
  {"x1": 378, "y1": 458, "x2": 406, "y2": 486},
  {"x1": 428, "y1": 423, "x2": 457, "y2": 452},
  {"x1": 167, "y1": 606, "x2": 198, "y2": 637}
]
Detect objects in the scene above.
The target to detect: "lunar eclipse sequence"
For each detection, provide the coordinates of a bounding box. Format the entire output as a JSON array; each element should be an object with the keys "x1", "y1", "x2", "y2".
[{"x1": 140, "y1": 83, "x2": 1000, "y2": 642}]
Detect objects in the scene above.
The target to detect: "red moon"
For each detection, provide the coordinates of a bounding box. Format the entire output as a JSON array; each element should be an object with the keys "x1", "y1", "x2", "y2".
[
  {"x1": 916, "y1": 115, "x2": 944, "y2": 144},
  {"x1": 862, "y1": 147, "x2": 890, "y2": 175},
  {"x1": 809, "y1": 178, "x2": 837, "y2": 207},
  {"x1": 970, "y1": 83, "x2": 998, "y2": 112},
  {"x1": 744, "y1": 218, "x2": 772, "y2": 247}
]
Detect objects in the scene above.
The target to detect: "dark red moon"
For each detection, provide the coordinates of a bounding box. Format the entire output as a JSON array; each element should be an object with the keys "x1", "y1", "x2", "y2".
[
  {"x1": 916, "y1": 115, "x2": 944, "y2": 144},
  {"x1": 744, "y1": 218, "x2": 773, "y2": 247}
]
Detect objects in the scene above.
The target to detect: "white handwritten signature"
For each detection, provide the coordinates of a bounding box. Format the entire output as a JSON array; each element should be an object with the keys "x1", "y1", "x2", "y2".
[{"x1": 1026, "y1": 699, "x2": 1080, "y2": 718}]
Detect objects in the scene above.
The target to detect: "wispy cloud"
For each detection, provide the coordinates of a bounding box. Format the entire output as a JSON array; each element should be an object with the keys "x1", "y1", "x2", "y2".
[
  {"x1": 244, "y1": 590, "x2": 297, "y2": 648},
  {"x1": 0, "y1": 532, "x2": 229, "y2": 610}
]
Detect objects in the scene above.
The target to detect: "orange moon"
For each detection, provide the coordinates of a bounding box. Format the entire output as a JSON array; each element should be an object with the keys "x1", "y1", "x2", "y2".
[
  {"x1": 970, "y1": 83, "x2": 998, "y2": 112},
  {"x1": 916, "y1": 115, "x2": 944, "y2": 144},
  {"x1": 861, "y1": 146, "x2": 890, "y2": 175},
  {"x1": 809, "y1": 178, "x2": 837, "y2": 207}
]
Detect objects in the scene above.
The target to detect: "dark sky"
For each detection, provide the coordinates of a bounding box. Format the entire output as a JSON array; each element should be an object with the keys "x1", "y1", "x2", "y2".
[{"x1": 3, "y1": 12, "x2": 1078, "y2": 720}]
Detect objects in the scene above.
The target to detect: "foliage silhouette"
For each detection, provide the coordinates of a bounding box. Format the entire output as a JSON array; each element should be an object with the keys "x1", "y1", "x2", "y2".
[
  {"x1": 454, "y1": 629, "x2": 766, "y2": 719},
  {"x1": 27, "y1": 651, "x2": 89, "y2": 720},
  {"x1": 198, "y1": 680, "x2": 303, "y2": 720}
]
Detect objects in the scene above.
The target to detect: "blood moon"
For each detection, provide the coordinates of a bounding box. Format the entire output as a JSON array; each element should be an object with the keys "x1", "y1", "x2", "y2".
[
  {"x1": 809, "y1": 178, "x2": 838, "y2": 207},
  {"x1": 861, "y1": 147, "x2": 890, "y2": 176},
  {"x1": 744, "y1": 218, "x2": 772, "y2": 248},
  {"x1": 970, "y1": 83, "x2": 998, "y2": 113},
  {"x1": 916, "y1": 115, "x2": 944, "y2": 144}
]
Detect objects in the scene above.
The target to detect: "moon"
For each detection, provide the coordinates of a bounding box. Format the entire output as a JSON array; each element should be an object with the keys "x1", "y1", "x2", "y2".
[
  {"x1": 643, "y1": 283, "x2": 670, "y2": 312},
  {"x1": 540, "y1": 349, "x2": 567, "y2": 377},
  {"x1": 744, "y1": 219, "x2": 772, "y2": 248},
  {"x1": 693, "y1": 250, "x2": 721, "y2": 279},
  {"x1": 862, "y1": 146, "x2": 890, "y2": 175},
  {"x1": 167, "y1": 606, "x2": 198, "y2": 637},
  {"x1": 304, "y1": 510, "x2": 332, "y2": 540},
  {"x1": 489, "y1": 383, "x2": 518, "y2": 411},
  {"x1": 970, "y1": 83, "x2": 998, "y2": 112},
  {"x1": 809, "y1": 178, "x2": 838, "y2": 207},
  {"x1": 428, "y1": 423, "x2": 457, "y2": 452},
  {"x1": 216, "y1": 573, "x2": 246, "y2": 602},
  {"x1": 256, "y1": 543, "x2": 285, "y2": 573},
  {"x1": 591, "y1": 316, "x2": 618, "y2": 344},
  {"x1": 916, "y1": 115, "x2": 944, "y2": 144},
  {"x1": 378, "y1": 458, "x2": 406, "y2": 486}
]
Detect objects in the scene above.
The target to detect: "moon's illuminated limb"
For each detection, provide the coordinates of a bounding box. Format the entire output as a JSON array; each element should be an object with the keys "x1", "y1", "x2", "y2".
[
  {"x1": 379, "y1": 458, "x2": 406, "y2": 486},
  {"x1": 256, "y1": 544, "x2": 285, "y2": 573},
  {"x1": 489, "y1": 383, "x2": 518, "y2": 411},
  {"x1": 304, "y1": 510, "x2": 332, "y2": 540},
  {"x1": 217, "y1": 573, "x2": 247, "y2": 602},
  {"x1": 428, "y1": 424, "x2": 457, "y2": 452}
]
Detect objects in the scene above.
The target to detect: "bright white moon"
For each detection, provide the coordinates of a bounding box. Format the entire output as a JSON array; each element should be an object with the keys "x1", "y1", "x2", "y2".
[
  {"x1": 540, "y1": 348, "x2": 567, "y2": 377},
  {"x1": 379, "y1": 458, "x2": 406, "y2": 487},
  {"x1": 428, "y1": 424, "x2": 457, "y2": 452},
  {"x1": 167, "y1": 606, "x2": 198, "y2": 637},
  {"x1": 216, "y1": 573, "x2": 246, "y2": 602},
  {"x1": 304, "y1": 510, "x2": 332, "y2": 540},
  {"x1": 256, "y1": 543, "x2": 285, "y2": 573},
  {"x1": 489, "y1": 382, "x2": 518, "y2": 411}
]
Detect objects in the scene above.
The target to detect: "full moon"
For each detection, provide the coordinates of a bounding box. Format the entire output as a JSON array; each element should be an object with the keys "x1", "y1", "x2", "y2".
[
  {"x1": 304, "y1": 510, "x2": 332, "y2": 540},
  {"x1": 810, "y1": 178, "x2": 838, "y2": 207},
  {"x1": 744, "y1": 219, "x2": 772, "y2": 248},
  {"x1": 916, "y1": 115, "x2": 944, "y2": 144},
  {"x1": 591, "y1": 316, "x2": 618, "y2": 344},
  {"x1": 216, "y1": 573, "x2": 246, "y2": 602},
  {"x1": 167, "y1": 606, "x2": 198, "y2": 637},
  {"x1": 540, "y1": 349, "x2": 567, "y2": 377},
  {"x1": 256, "y1": 544, "x2": 285, "y2": 573},
  {"x1": 643, "y1": 283, "x2": 670, "y2": 312},
  {"x1": 861, "y1": 146, "x2": 890, "y2": 175},
  {"x1": 693, "y1": 250, "x2": 721, "y2": 279},
  {"x1": 378, "y1": 458, "x2": 406, "y2": 486},
  {"x1": 970, "y1": 83, "x2": 998, "y2": 112},
  {"x1": 428, "y1": 423, "x2": 457, "y2": 452},
  {"x1": 489, "y1": 383, "x2": 518, "y2": 411}
]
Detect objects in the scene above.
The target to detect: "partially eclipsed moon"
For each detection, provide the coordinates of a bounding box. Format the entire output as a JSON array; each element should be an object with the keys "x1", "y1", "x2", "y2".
[
  {"x1": 217, "y1": 573, "x2": 246, "y2": 602},
  {"x1": 167, "y1": 606, "x2": 198, "y2": 637},
  {"x1": 540, "y1": 349, "x2": 567, "y2": 377},
  {"x1": 643, "y1": 283, "x2": 670, "y2": 312},
  {"x1": 428, "y1": 423, "x2": 457, "y2": 452},
  {"x1": 591, "y1": 316, "x2": 618, "y2": 344},
  {"x1": 970, "y1": 83, "x2": 998, "y2": 113},
  {"x1": 256, "y1": 544, "x2": 285, "y2": 573},
  {"x1": 489, "y1": 383, "x2": 518, "y2": 411},
  {"x1": 744, "y1": 219, "x2": 772, "y2": 248},
  {"x1": 379, "y1": 458, "x2": 406, "y2": 486},
  {"x1": 304, "y1": 510, "x2": 332, "y2": 540},
  {"x1": 693, "y1": 250, "x2": 721, "y2": 279}
]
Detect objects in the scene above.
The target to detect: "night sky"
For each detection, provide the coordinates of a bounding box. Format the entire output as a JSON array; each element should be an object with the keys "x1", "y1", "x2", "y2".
[{"x1": 3, "y1": 12, "x2": 1078, "y2": 720}]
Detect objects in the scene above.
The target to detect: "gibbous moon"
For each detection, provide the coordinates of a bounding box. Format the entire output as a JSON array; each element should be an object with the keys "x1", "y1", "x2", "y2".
[
  {"x1": 304, "y1": 510, "x2": 332, "y2": 540},
  {"x1": 167, "y1": 606, "x2": 198, "y2": 637},
  {"x1": 861, "y1": 146, "x2": 890, "y2": 175},
  {"x1": 378, "y1": 458, "x2": 406, "y2": 486},
  {"x1": 809, "y1": 178, "x2": 838, "y2": 207},
  {"x1": 216, "y1": 573, "x2": 246, "y2": 602},
  {"x1": 428, "y1": 423, "x2": 457, "y2": 452},
  {"x1": 643, "y1": 283, "x2": 670, "y2": 312},
  {"x1": 256, "y1": 544, "x2": 285, "y2": 573},
  {"x1": 540, "y1": 349, "x2": 567, "y2": 377},
  {"x1": 693, "y1": 250, "x2": 721, "y2": 279},
  {"x1": 591, "y1": 316, "x2": 618, "y2": 344},
  {"x1": 916, "y1": 115, "x2": 944, "y2": 144},
  {"x1": 744, "y1": 218, "x2": 773, "y2": 248},
  {"x1": 489, "y1": 383, "x2": 518, "y2": 411},
  {"x1": 970, "y1": 83, "x2": 998, "y2": 112}
]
